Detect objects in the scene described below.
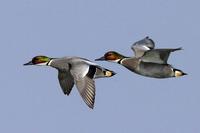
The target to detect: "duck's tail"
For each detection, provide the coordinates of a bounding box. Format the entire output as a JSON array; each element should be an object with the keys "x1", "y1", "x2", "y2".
[
  {"x1": 103, "y1": 69, "x2": 116, "y2": 77},
  {"x1": 94, "y1": 66, "x2": 116, "y2": 79},
  {"x1": 173, "y1": 68, "x2": 187, "y2": 77}
]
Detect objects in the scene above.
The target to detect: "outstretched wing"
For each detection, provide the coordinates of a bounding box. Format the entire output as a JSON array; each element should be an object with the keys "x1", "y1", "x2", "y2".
[
  {"x1": 131, "y1": 36, "x2": 155, "y2": 57},
  {"x1": 75, "y1": 76, "x2": 95, "y2": 109},
  {"x1": 141, "y1": 48, "x2": 182, "y2": 64},
  {"x1": 70, "y1": 62, "x2": 96, "y2": 109},
  {"x1": 58, "y1": 70, "x2": 74, "y2": 95}
]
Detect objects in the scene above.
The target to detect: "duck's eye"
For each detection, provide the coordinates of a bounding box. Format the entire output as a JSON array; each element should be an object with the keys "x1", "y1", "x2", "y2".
[
  {"x1": 32, "y1": 57, "x2": 43, "y2": 64},
  {"x1": 32, "y1": 58, "x2": 38, "y2": 63},
  {"x1": 107, "y1": 53, "x2": 112, "y2": 56}
]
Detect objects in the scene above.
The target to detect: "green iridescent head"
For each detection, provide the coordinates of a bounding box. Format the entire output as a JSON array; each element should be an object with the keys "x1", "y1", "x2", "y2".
[{"x1": 24, "y1": 55, "x2": 52, "y2": 66}]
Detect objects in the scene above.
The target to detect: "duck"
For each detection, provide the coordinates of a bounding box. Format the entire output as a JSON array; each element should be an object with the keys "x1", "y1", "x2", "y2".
[
  {"x1": 95, "y1": 36, "x2": 187, "y2": 78},
  {"x1": 24, "y1": 55, "x2": 116, "y2": 109}
]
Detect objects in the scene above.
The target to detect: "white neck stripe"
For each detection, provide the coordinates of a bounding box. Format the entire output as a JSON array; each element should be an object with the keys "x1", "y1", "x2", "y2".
[{"x1": 47, "y1": 59, "x2": 53, "y2": 66}]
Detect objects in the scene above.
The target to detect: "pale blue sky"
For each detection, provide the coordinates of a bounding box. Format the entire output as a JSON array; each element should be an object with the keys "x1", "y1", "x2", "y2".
[{"x1": 0, "y1": 0, "x2": 199, "y2": 133}]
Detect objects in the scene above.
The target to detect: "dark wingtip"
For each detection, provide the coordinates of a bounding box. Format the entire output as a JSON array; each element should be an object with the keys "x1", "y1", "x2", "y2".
[
  {"x1": 89, "y1": 105, "x2": 94, "y2": 109},
  {"x1": 64, "y1": 92, "x2": 70, "y2": 96}
]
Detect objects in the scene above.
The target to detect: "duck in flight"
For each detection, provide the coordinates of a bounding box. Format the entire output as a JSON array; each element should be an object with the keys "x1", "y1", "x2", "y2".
[
  {"x1": 95, "y1": 37, "x2": 187, "y2": 78},
  {"x1": 24, "y1": 56, "x2": 116, "y2": 109}
]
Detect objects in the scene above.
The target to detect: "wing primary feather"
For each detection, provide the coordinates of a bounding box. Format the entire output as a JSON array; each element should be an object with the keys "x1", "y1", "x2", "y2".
[
  {"x1": 75, "y1": 76, "x2": 95, "y2": 109},
  {"x1": 141, "y1": 47, "x2": 183, "y2": 64}
]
